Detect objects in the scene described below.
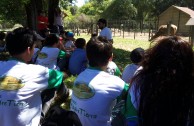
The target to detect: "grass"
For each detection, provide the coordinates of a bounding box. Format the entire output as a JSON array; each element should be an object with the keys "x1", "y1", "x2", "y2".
[{"x1": 0, "y1": 34, "x2": 150, "y2": 109}]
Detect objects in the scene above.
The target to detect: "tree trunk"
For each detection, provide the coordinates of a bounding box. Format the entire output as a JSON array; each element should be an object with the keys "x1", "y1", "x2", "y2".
[
  {"x1": 48, "y1": 0, "x2": 59, "y2": 29},
  {"x1": 25, "y1": 0, "x2": 43, "y2": 30}
]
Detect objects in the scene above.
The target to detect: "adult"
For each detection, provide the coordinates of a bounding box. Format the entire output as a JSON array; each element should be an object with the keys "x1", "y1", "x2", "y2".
[
  {"x1": 37, "y1": 11, "x2": 49, "y2": 37},
  {"x1": 54, "y1": 7, "x2": 68, "y2": 34},
  {"x1": 126, "y1": 36, "x2": 194, "y2": 125},
  {"x1": 97, "y1": 18, "x2": 113, "y2": 43},
  {"x1": 70, "y1": 37, "x2": 129, "y2": 126},
  {"x1": 0, "y1": 27, "x2": 65, "y2": 126}
]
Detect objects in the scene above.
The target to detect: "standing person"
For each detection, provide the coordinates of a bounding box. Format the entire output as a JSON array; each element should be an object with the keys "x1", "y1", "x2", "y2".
[
  {"x1": 68, "y1": 38, "x2": 87, "y2": 75},
  {"x1": 97, "y1": 18, "x2": 113, "y2": 43},
  {"x1": 37, "y1": 11, "x2": 49, "y2": 37},
  {"x1": 54, "y1": 7, "x2": 68, "y2": 34},
  {"x1": 125, "y1": 36, "x2": 194, "y2": 125},
  {"x1": 70, "y1": 37, "x2": 129, "y2": 126},
  {"x1": 122, "y1": 47, "x2": 144, "y2": 83},
  {"x1": 0, "y1": 27, "x2": 65, "y2": 126}
]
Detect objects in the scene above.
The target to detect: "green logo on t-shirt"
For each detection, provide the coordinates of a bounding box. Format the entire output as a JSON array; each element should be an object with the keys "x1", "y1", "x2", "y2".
[
  {"x1": 38, "y1": 52, "x2": 47, "y2": 59},
  {"x1": 0, "y1": 76, "x2": 24, "y2": 90},
  {"x1": 73, "y1": 82, "x2": 95, "y2": 99}
]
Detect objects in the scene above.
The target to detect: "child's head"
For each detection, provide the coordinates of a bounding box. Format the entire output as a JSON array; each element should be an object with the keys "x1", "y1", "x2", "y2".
[
  {"x1": 44, "y1": 33, "x2": 59, "y2": 47},
  {"x1": 6, "y1": 27, "x2": 36, "y2": 56},
  {"x1": 75, "y1": 38, "x2": 86, "y2": 49},
  {"x1": 43, "y1": 28, "x2": 50, "y2": 37},
  {"x1": 0, "y1": 32, "x2": 6, "y2": 41},
  {"x1": 130, "y1": 47, "x2": 144, "y2": 64},
  {"x1": 66, "y1": 31, "x2": 74, "y2": 41},
  {"x1": 86, "y1": 36, "x2": 113, "y2": 68}
]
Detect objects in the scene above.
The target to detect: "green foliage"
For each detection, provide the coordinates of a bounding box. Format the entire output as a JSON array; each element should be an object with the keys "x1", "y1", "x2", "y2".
[
  {"x1": 102, "y1": 0, "x2": 137, "y2": 20},
  {"x1": 0, "y1": 0, "x2": 28, "y2": 25}
]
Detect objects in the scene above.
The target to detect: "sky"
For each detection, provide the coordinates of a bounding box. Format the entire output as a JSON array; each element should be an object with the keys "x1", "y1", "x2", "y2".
[{"x1": 75, "y1": 0, "x2": 85, "y2": 7}]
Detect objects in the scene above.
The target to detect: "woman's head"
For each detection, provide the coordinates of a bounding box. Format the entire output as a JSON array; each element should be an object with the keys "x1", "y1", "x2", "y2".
[
  {"x1": 143, "y1": 36, "x2": 193, "y2": 77},
  {"x1": 133, "y1": 36, "x2": 194, "y2": 126}
]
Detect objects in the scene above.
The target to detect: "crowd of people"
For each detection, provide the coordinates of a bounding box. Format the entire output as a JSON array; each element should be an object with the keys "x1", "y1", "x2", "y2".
[{"x1": 0, "y1": 13, "x2": 194, "y2": 126}]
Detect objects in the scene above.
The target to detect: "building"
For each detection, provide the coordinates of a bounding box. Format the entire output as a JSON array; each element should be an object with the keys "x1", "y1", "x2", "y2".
[{"x1": 158, "y1": 5, "x2": 194, "y2": 35}]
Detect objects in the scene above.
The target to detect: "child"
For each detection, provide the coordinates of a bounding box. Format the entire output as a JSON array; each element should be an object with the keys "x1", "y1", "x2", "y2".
[
  {"x1": 68, "y1": 38, "x2": 87, "y2": 75},
  {"x1": 64, "y1": 31, "x2": 76, "y2": 52},
  {"x1": 122, "y1": 47, "x2": 144, "y2": 83},
  {"x1": 30, "y1": 31, "x2": 45, "y2": 64},
  {"x1": 35, "y1": 33, "x2": 67, "y2": 71},
  {"x1": 106, "y1": 56, "x2": 122, "y2": 77},
  {"x1": 0, "y1": 27, "x2": 65, "y2": 126},
  {"x1": 70, "y1": 37, "x2": 129, "y2": 126}
]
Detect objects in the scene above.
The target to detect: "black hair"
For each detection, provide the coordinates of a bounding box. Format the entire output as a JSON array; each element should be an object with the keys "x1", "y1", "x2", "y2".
[
  {"x1": 86, "y1": 36, "x2": 112, "y2": 67},
  {"x1": 130, "y1": 47, "x2": 144, "y2": 64},
  {"x1": 75, "y1": 38, "x2": 86, "y2": 49},
  {"x1": 6, "y1": 27, "x2": 36, "y2": 55},
  {"x1": 98, "y1": 18, "x2": 107, "y2": 26},
  {"x1": 44, "y1": 33, "x2": 59, "y2": 46}
]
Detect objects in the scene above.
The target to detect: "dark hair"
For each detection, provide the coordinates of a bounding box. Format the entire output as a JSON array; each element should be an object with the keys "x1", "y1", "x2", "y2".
[
  {"x1": 6, "y1": 27, "x2": 36, "y2": 55},
  {"x1": 44, "y1": 33, "x2": 59, "y2": 46},
  {"x1": 75, "y1": 38, "x2": 86, "y2": 49},
  {"x1": 98, "y1": 18, "x2": 107, "y2": 26},
  {"x1": 0, "y1": 32, "x2": 6, "y2": 40},
  {"x1": 130, "y1": 47, "x2": 144, "y2": 64},
  {"x1": 132, "y1": 36, "x2": 194, "y2": 126},
  {"x1": 86, "y1": 37, "x2": 112, "y2": 67}
]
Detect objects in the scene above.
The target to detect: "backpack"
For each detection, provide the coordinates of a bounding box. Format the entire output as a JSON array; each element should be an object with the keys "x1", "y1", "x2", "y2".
[{"x1": 41, "y1": 105, "x2": 82, "y2": 126}]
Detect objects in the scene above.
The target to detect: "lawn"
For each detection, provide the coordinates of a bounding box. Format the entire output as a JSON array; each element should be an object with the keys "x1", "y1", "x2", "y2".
[{"x1": 64, "y1": 34, "x2": 150, "y2": 89}]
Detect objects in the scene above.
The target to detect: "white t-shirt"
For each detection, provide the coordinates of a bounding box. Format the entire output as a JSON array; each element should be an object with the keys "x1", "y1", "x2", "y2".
[
  {"x1": 70, "y1": 67, "x2": 129, "y2": 126},
  {"x1": 65, "y1": 40, "x2": 75, "y2": 48},
  {"x1": 99, "y1": 27, "x2": 112, "y2": 40},
  {"x1": 0, "y1": 59, "x2": 63, "y2": 126},
  {"x1": 54, "y1": 15, "x2": 63, "y2": 26},
  {"x1": 122, "y1": 64, "x2": 139, "y2": 83},
  {"x1": 36, "y1": 47, "x2": 61, "y2": 70},
  {"x1": 107, "y1": 61, "x2": 121, "y2": 76}
]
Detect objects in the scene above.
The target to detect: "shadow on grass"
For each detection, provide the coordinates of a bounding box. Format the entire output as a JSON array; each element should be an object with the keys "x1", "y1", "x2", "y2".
[{"x1": 113, "y1": 48, "x2": 132, "y2": 72}]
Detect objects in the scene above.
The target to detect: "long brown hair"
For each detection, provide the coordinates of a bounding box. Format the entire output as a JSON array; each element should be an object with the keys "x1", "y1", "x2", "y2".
[{"x1": 132, "y1": 36, "x2": 194, "y2": 126}]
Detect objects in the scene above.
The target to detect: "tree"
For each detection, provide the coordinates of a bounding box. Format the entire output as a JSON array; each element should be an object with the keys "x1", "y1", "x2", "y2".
[{"x1": 102, "y1": 0, "x2": 137, "y2": 20}]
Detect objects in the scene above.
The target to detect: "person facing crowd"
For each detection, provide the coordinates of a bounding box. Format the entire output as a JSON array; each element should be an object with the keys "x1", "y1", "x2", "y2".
[
  {"x1": 97, "y1": 18, "x2": 113, "y2": 43},
  {"x1": 70, "y1": 37, "x2": 129, "y2": 126},
  {"x1": 68, "y1": 38, "x2": 87, "y2": 75},
  {"x1": 125, "y1": 36, "x2": 194, "y2": 126},
  {"x1": 54, "y1": 7, "x2": 68, "y2": 34},
  {"x1": 0, "y1": 27, "x2": 65, "y2": 126},
  {"x1": 122, "y1": 47, "x2": 144, "y2": 83}
]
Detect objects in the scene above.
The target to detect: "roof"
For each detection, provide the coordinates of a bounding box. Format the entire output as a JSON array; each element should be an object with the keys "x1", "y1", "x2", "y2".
[
  {"x1": 186, "y1": 18, "x2": 194, "y2": 25},
  {"x1": 160, "y1": 5, "x2": 194, "y2": 18},
  {"x1": 174, "y1": 6, "x2": 194, "y2": 18}
]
